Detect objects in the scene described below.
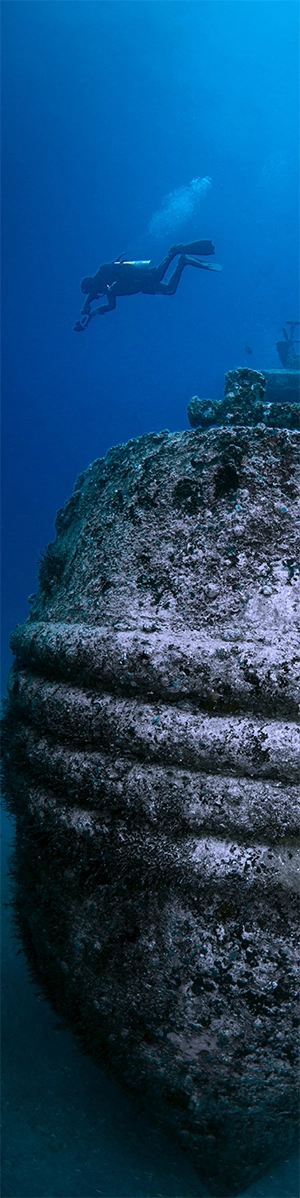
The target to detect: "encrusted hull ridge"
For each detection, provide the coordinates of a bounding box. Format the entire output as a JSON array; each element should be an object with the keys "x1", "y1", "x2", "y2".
[{"x1": 3, "y1": 419, "x2": 299, "y2": 1195}]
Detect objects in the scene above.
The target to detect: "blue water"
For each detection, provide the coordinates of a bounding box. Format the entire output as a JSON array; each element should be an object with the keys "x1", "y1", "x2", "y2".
[{"x1": 1, "y1": 2, "x2": 299, "y2": 1195}]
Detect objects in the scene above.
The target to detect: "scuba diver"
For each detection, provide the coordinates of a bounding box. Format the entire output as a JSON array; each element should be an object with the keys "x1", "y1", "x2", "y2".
[{"x1": 74, "y1": 240, "x2": 221, "y2": 331}]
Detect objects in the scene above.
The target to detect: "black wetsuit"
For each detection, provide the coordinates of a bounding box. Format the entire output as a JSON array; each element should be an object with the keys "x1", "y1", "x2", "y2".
[{"x1": 74, "y1": 241, "x2": 220, "y2": 331}]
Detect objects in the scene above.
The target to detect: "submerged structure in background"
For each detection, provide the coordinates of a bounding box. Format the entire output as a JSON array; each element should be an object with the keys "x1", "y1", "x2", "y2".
[
  {"x1": 188, "y1": 367, "x2": 300, "y2": 431},
  {"x1": 188, "y1": 327, "x2": 300, "y2": 431},
  {"x1": 276, "y1": 321, "x2": 300, "y2": 370},
  {"x1": 2, "y1": 369, "x2": 299, "y2": 1197},
  {"x1": 263, "y1": 320, "x2": 300, "y2": 406}
]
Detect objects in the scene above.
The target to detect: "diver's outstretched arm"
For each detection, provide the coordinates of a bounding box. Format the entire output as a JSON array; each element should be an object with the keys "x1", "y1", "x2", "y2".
[
  {"x1": 74, "y1": 288, "x2": 116, "y2": 331},
  {"x1": 81, "y1": 294, "x2": 99, "y2": 314},
  {"x1": 93, "y1": 287, "x2": 117, "y2": 316}
]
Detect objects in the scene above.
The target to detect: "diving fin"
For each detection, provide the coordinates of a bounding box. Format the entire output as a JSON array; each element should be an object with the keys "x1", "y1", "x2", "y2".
[
  {"x1": 201, "y1": 260, "x2": 222, "y2": 271},
  {"x1": 185, "y1": 256, "x2": 222, "y2": 271},
  {"x1": 179, "y1": 239, "x2": 215, "y2": 256}
]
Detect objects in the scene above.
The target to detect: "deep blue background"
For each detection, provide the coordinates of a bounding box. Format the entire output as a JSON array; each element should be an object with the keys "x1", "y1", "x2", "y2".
[{"x1": 1, "y1": 0, "x2": 299, "y2": 684}]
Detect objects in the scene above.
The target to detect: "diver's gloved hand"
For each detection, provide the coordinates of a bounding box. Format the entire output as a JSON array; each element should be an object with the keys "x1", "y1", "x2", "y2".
[{"x1": 74, "y1": 313, "x2": 91, "y2": 332}]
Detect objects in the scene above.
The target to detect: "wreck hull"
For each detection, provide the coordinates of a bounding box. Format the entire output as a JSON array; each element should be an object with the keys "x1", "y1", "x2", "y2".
[{"x1": 3, "y1": 424, "x2": 299, "y2": 1195}]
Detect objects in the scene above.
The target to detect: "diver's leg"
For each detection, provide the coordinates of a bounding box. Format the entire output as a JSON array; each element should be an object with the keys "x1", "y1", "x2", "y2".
[
  {"x1": 143, "y1": 246, "x2": 187, "y2": 293},
  {"x1": 157, "y1": 254, "x2": 187, "y2": 295},
  {"x1": 154, "y1": 241, "x2": 215, "y2": 287},
  {"x1": 157, "y1": 254, "x2": 221, "y2": 297},
  {"x1": 153, "y1": 246, "x2": 183, "y2": 284}
]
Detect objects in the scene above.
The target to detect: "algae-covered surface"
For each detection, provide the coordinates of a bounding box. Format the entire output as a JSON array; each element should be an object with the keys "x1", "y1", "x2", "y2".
[
  {"x1": 2, "y1": 812, "x2": 299, "y2": 1198},
  {"x1": 3, "y1": 424, "x2": 299, "y2": 1196},
  {"x1": 2, "y1": 811, "x2": 299, "y2": 1197}
]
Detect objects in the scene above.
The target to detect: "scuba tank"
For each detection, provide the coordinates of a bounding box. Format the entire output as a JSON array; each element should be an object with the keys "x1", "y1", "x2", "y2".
[
  {"x1": 114, "y1": 252, "x2": 153, "y2": 269},
  {"x1": 117, "y1": 260, "x2": 153, "y2": 269}
]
